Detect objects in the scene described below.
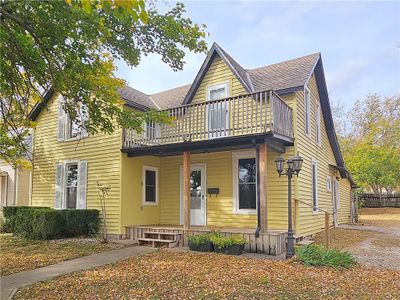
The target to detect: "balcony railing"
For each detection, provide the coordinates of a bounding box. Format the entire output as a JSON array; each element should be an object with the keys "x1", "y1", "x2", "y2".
[{"x1": 123, "y1": 90, "x2": 293, "y2": 148}]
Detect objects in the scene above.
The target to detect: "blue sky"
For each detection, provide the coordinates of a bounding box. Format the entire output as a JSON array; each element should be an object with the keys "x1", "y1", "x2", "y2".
[{"x1": 116, "y1": 1, "x2": 400, "y2": 109}]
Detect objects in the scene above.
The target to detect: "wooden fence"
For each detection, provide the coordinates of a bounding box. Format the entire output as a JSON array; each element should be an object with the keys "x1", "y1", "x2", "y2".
[{"x1": 359, "y1": 193, "x2": 400, "y2": 208}]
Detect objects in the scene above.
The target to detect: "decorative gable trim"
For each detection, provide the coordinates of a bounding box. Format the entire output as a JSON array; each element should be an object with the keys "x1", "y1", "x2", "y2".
[
  {"x1": 182, "y1": 42, "x2": 254, "y2": 105},
  {"x1": 312, "y1": 57, "x2": 355, "y2": 186}
]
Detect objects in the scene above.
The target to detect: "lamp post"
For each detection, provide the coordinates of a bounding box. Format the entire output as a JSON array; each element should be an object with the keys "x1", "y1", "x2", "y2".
[{"x1": 275, "y1": 153, "x2": 303, "y2": 259}]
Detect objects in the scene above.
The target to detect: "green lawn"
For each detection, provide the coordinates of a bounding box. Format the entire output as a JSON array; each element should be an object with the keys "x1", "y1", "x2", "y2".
[
  {"x1": 14, "y1": 250, "x2": 400, "y2": 300},
  {"x1": 0, "y1": 234, "x2": 125, "y2": 276}
]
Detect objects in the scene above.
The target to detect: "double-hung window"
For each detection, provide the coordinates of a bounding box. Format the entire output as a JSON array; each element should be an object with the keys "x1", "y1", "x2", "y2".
[
  {"x1": 143, "y1": 166, "x2": 158, "y2": 205},
  {"x1": 304, "y1": 87, "x2": 311, "y2": 135},
  {"x1": 54, "y1": 161, "x2": 87, "y2": 209},
  {"x1": 65, "y1": 164, "x2": 78, "y2": 209},
  {"x1": 316, "y1": 104, "x2": 321, "y2": 145},
  {"x1": 311, "y1": 159, "x2": 318, "y2": 213},
  {"x1": 233, "y1": 152, "x2": 257, "y2": 213},
  {"x1": 58, "y1": 97, "x2": 88, "y2": 141}
]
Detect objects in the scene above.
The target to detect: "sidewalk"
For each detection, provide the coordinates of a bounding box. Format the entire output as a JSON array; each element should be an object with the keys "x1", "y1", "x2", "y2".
[{"x1": 1, "y1": 246, "x2": 155, "y2": 300}]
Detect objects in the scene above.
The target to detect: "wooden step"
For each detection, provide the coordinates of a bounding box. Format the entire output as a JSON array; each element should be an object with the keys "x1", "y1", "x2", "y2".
[
  {"x1": 138, "y1": 237, "x2": 179, "y2": 248},
  {"x1": 296, "y1": 240, "x2": 315, "y2": 246},
  {"x1": 144, "y1": 231, "x2": 181, "y2": 236}
]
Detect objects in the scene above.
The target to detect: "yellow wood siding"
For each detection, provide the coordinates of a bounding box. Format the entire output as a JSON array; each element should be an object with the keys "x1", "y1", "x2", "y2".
[
  {"x1": 120, "y1": 155, "x2": 161, "y2": 227},
  {"x1": 192, "y1": 56, "x2": 246, "y2": 103},
  {"x1": 294, "y1": 74, "x2": 351, "y2": 236},
  {"x1": 159, "y1": 148, "x2": 290, "y2": 229},
  {"x1": 31, "y1": 96, "x2": 123, "y2": 235}
]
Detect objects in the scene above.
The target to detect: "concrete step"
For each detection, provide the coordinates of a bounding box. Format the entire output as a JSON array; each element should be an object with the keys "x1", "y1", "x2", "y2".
[{"x1": 138, "y1": 237, "x2": 179, "y2": 248}]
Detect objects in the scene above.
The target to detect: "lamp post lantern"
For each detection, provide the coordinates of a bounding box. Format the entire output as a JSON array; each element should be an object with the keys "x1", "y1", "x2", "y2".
[{"x1": 275, "y1": 153, "x2": 303, "y2": 259}]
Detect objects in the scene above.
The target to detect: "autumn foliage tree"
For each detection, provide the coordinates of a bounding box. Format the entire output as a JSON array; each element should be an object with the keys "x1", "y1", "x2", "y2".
[
  {"x1": 0, "y1": 0, "x2": 207, "y2": 166},
  {"x1": 334, "y1": 94, "x2": 400, "y2": 195}
]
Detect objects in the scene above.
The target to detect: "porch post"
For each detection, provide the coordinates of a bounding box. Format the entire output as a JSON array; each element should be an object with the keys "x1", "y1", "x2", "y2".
[
  {"x1": 259, "y1": 143, "x2": 268, "y2": 232},
  {"x1": 183, "y1": 151, "x2": 190, "y2": 230}
]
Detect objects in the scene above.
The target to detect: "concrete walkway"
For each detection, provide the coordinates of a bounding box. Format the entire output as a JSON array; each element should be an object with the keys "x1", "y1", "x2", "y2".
[{"x1": 1, "y1": 246, "x2": 155, "y2": 300}]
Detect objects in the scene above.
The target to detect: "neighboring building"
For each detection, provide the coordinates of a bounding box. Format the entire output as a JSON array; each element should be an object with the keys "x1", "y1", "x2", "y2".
[
  {"x1": 0, "y1": 161, "x2": 31, "y2": 207},
  {"x1": 28, "y1": 43, "x2": 356, "y2": 255}
]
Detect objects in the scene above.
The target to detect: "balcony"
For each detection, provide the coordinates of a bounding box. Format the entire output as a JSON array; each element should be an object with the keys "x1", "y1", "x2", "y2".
[{"x1": 122, "y1": 90, "x2": 293, "y2": 152}]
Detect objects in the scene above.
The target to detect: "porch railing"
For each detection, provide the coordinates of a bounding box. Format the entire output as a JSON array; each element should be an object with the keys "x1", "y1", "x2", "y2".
[{"x1": 123, "y1": 90, "x2": 293, "y2": 148}]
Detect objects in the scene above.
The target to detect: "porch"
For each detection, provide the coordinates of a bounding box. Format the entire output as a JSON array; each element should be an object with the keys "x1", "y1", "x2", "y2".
[{"x1": 125, "y1": 225, "x2": 287, "y2": 256}]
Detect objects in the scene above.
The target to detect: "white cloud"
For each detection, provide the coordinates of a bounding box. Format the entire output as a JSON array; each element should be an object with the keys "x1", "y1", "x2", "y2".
[{"x1": 326, "y1": 59, "x2": 370, "y2": 91}]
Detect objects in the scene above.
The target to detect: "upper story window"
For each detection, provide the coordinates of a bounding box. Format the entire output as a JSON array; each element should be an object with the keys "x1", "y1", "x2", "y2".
[
  {"x1": 304, "y1": 87, "x2": 311, "y2": 135},
  {"x1": 312, "y1": 159, "x2": 318, "y2": 213},
  {"x1": 142, "y1": 166, "x2": 158, "y2": 205},
  {"x1": 232, "y1": 151, "x2": 257, "y2": 214},
  {"x1": 54, "y1": 160, "x2": 87, "y2": 209},
  {"x1": 58, "y1": 97, "x2": 88, "y2": 141},
  {"x1": 207, "y1": 82, "x2": 230, "y2": 138},
  {"x1": 316, "y1": 104, "x2": 321, "y2": 145}
]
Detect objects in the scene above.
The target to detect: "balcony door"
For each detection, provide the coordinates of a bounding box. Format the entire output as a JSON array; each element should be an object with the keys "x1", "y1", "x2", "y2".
[{"x1": 207, "y1": 82, "x2": 230, "y2": 138}]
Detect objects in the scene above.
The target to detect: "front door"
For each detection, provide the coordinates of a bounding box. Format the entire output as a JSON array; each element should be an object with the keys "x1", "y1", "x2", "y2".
[{"x1": 180, "y1": 164, "x2": 206, "y2": 226}]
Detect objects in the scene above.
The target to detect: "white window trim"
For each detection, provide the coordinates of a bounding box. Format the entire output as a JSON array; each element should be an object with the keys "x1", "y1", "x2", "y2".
[
  {"x1": 311, "y1": 159, "x2": 318, "y2": 214},
  {"x1": 142, "y1": 165, "x2": 159, "y2": 206},
  {"x1": 232, "y1": 150, "x2": 257, "y2": 215},
  {"x1": 316, "y1": 103, "x2": 321, "y2": 145},
  {"x1": 63, "y1": 162, "x2": 79, "y2": 209},
  {"x1": 206, "y1": 82, "x2": 230, "y2": 101},
  {"x1": 58, "y1": 159, "x2": 82, "y2": 209},
  {"x1": 304, "y1": 86, "x2": 311, "y2": 137},
  {"x1": 326, "y1": 176, "x2": 332, "y2": 193}
]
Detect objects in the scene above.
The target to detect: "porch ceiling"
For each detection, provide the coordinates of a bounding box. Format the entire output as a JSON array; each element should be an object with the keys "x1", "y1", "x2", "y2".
[{"x1": 121, "y1": 133, "x2": 293, "y2": 157}]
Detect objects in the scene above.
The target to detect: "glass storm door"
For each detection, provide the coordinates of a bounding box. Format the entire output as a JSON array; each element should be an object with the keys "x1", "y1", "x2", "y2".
[{"x1": 181, "y1": 165, "x2": 206, "y2": 226}]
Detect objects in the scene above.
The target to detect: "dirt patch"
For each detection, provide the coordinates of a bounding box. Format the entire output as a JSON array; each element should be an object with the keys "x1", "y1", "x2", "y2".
[
  {"x1": 358, "y1": 207, "x2": 400, "y2": 228},
  {"x1": 316, "y1": 208, "x2": 400, "y2": 271}
]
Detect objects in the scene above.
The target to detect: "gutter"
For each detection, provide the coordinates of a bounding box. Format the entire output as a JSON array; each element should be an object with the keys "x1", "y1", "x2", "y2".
[{"x1": 253, "y1": 139, "x2": 261, "y2": 238}]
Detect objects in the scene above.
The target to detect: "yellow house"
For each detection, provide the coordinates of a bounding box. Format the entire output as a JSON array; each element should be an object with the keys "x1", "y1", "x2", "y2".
[{"x1": 28, "y1": 43, "x2": 356, "y2": 255}]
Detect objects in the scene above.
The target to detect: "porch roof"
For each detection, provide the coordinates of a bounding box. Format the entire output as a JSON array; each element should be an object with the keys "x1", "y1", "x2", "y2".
[{"x1": 121, "y1": 132, "x2": 292, "y2": 157}]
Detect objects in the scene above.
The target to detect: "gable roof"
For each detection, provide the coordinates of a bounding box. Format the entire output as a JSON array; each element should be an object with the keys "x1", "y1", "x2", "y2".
[
  {"x1": 249, "y1": 52, "x2": 320, "y2": 93},
  {"x1": 182, "y1": 43, "x2": 254, "y2": 105}
]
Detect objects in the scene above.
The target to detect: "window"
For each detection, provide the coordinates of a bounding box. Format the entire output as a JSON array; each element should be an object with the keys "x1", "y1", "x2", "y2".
[
  {"x1": 233, "y1": 152, "x2": 257, "y2": 213},
  {"x1": 326, "y1": 176, "x2": 332, "y2": 193},
  {"x1": 58, "y1": 97, "x2": 88, "y2": 141},
  {"x1": 316, "y1": 104, "x2": 321, "y2": 144},
  {"x1": 312, "y1": 160, "x2": 318, "y2": 213},
  {"x1": 66, "y1": 164, "x2": 78, "y2": 209},
  {"x1": 304, "y1": 87, "x2": 311, "y2": 135},
  {"x1": 54, "y1": 161, "x2": 87, "y2": 209},
  {"x1": 143, "y1": 166, "x2": 158, "y2": 205}
]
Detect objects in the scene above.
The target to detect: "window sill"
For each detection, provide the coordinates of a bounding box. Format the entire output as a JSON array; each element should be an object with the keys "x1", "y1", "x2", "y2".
[
  {"x1": 142, "y1": 202, "x2": 158, "y2": 206},
  {"x1": 232, "y1": 209, "x2": 257, "y2": 215}
]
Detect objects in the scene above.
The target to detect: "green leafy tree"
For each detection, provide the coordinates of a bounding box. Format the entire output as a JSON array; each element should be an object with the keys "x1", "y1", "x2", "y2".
[
  {"x1": 333, "y1": 94, "x2": 400, "y2": 195},
  {"x1": 0, "y1": 0, "x2": 207, "y2": 166}
]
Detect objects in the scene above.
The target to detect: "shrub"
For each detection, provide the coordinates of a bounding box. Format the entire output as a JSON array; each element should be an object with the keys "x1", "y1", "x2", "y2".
[
  {"x1": 4, "y1": 207, "x2": 100, "y2": 240},
  {"x1": 210, "y1": 233, "x2": 247, "y2": 249},
  {"x1": 296, "y1": 244, "x2": 356, "y2": 269},
  {"x1": 1, "y1": 206, "x2": 48, "y2": 232},
  {"x1": 187, "y1": 233, "x2": 213, "y2": 246},
  {"x1": 59, "y1": 209, "x2": 100, "y2": 237}
]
